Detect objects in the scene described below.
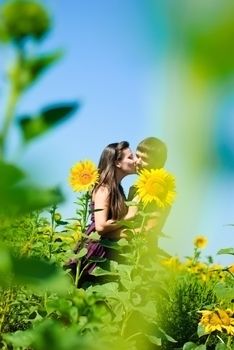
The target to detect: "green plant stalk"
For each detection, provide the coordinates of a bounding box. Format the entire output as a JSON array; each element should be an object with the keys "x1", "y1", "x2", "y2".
[
  {"x1": 227, "y1": 335, "x2": 232, "y2": 349},
  {"x1": 139, "y1": 214, "x2": 147, "y2": 233},
  {"x1": 134, "y1": 239, "x2": 141, "y2": 270},
  {"x1": 0, "y1": 86, "x2": 20, "y2": 159},
  {"x1": 81, "y1": 192, "x2": 90, "y2": 233},
  {"x1": 120, "y1": 309, "x2": 132, "y2": 337},
  {"x1": 192, "y1": 247, "x2": 201, "y2": 264},
  {"x1": 49, "y1": 205, "x2": 56, "y2": 260},
  {"x1": 130, "y1": 215, "x2": 147, "y2": 268},
  {"x1": 75, "y1": 259, "x2": 81, "y2": 288},
  {"x1": 205, "y1": 333, "x2": 211, "y2": 346},
  {"x1": 125, "y1": 331, "x2": 142, "y2": 342}
]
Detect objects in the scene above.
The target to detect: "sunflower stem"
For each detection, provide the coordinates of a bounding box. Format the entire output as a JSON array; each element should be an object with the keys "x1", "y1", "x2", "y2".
[
  {"x1": 75, "y1": 260, "x2": 81, "y2": 288},
  {"x1": 227, "y1": 335, "x2": 232, "y2": 349}
]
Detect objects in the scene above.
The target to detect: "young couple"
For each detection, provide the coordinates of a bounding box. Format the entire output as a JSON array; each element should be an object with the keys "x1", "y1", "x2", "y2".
[
  {"x1": 92, "y1": 137, "x2": 167, "y2": 239},
  {"x1": 74, "y1": 137, "x2": 168, "y2": 287}
]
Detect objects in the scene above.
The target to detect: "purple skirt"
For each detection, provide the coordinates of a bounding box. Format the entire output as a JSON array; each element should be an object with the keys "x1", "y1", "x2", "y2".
[
  {"x1": 65, "y1": 221, "x2": 107, "y2": 286},
  {"x1": 82, "y1": 221, "x2": 106, "y2": 274}
]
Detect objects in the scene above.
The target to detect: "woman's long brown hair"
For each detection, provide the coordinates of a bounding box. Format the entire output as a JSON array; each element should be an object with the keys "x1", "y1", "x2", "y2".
[{"x1": 93, "y1": 141, "x2": 129, "y2": 220}]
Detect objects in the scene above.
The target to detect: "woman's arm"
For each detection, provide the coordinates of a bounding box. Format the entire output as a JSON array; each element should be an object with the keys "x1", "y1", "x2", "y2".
[{"x1": 93, "y1": 186, "x2": 122, "y2": 236}]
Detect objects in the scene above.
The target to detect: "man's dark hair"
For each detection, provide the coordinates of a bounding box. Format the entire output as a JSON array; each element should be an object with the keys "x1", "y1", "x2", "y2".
[{"x1": 137, "y1": 137, "x2": 167, "y2": 169}]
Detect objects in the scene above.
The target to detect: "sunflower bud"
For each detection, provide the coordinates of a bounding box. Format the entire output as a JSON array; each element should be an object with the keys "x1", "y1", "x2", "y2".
[
  {"x1": 0, "y1": 0, "x2": 51, "y2": 44},
  {"x1": 54, "y1": 212, "x2": 62, "y2": 223}
]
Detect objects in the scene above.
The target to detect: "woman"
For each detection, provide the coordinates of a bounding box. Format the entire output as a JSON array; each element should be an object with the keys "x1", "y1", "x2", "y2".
[
  {"x1": 75, "y1": 141, "x2": 136, "y2": 287},
  {"x1": 92, "y1": 140, "x2": 136, "y2": 236}
]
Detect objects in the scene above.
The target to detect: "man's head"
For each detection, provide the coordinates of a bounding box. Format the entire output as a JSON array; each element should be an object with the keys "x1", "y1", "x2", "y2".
[{"x1": 136, "y1": 137, "x2": 167, "y2": 172}]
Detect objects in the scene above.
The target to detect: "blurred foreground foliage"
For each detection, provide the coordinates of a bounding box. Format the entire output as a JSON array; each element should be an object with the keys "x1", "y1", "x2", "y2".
[
  {"x1": 0, "y1": 0, "x2": 80, "y2": 346},
  {"x1": 0, "y1": 1, "x2": 233, "y2": 350}
]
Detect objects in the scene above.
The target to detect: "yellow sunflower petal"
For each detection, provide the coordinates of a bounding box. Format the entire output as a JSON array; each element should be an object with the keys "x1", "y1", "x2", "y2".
[
  {"x1": 68, "y1": 160, "x2": 99, "y2": 192},
  {"x1": 135, "y1": 168, "x2": 176, "y2": 209},
  {"x1": 193, "y1": 235, "x2": 208, "y2": 249},
  {"x1": 199, "y1": 308, "x2": 234, "y2": 335}
]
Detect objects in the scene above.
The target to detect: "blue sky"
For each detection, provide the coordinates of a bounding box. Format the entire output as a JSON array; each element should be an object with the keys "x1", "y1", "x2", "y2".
[{"x1": 1, "y1": 0, "x2": 233, "y2": 264}]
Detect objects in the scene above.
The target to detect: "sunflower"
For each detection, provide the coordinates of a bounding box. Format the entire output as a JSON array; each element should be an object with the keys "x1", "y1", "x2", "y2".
[
  {"x1": 68, "y1": 160, "x2": 99, "y2": 192},
  {"x1": 160, "y1": 256, "x2": 182, "y2": 271},
  {"x1": 199, "y1": 309, "x2": 234, "y2": 335},
  {"x1": 228, "y1": 264, "x2": 234, "y2": 273},
  {"x1": 135, "y1": 168, "x2": 176, "y2": 209},
  {"x1": 193, "y1": 235, "x2": 208, "y2": 249}
]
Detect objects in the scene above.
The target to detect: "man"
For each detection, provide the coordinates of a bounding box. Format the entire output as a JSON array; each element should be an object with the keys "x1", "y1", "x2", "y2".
[
  {"x1": 128, "y1": 137, "x2": 170, "y2": 254},
  {"x1": 128, "y1": 137, "x2": 167, "y2": 200}
]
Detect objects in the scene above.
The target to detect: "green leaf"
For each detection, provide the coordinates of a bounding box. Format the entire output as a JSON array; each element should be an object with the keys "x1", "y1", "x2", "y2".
[
  {"x1": 131, "y1": 292, "x2": 141, "y2": 306},
  {"x1": 135, "y1": 301, "x2": 157, "y2": 319},
  {"x1": 3, "y1": 329, "x2": 33, "y2": 349},
  {"x1": 183, "y1": 342, "x2": 198, "y2": 350},
  {"x1": 0, "y1": 161, "x2": 25, "y2": 189},
  {"x1": 117, "y1": 219, "x2": 137, "y2": 229},
  {"x1": 117, "y1": 238, "x2": 129, "y2": 246},
  {"x1": 90, "y1": 266, "x2": 118, "y2": 277},
  {"x1": 195, "y1": 345, "x2": 206, "y2": 350},
  {"x1": 88, "y1": 282, "x2": 119, "y2": 298},
  {"x1": 214, "y1": 283, "x2": 234, "y2": 302},
  {"x1": 0, "y1": 251, "x2": 70, "y2": 292},
  {"x1": 9, "y1": 51, "x2": 63, "y2": 91},
  {"x1": 76, "y1": 247, "x2": 88, "y2": 259},
  {"x1": 23, "y1": 51, "x2": 63, "y2": 87},
  {"x1": 117, "y1": 264, "x2": 133, "y2": 289},
  {"x1": 215, "y1": 343, "x2": 228, "y2": 350},
  {"x1": 100, "y1": 239, "x2": 123, "y2": 250},
  {"x1": 145, "y1": 334, "x2": 161, "y2": 346},
  {"x1": 217, "y1": 248, "x2": 234, "y2": 256},
  {"x1": 18, "y1": 101, "x2": 80, "y2": 142},
  {"x1": 12, "y1": 256, "x2": 58, "y2": 282},
  {"x1": 0, "y1": 185, "x2": 63, "y2": 216},
  {"x1": 88, "y1": 231, "x2": 101, "y2": 240},
  {"x1": 157, "y1": 327, "x2": 177, "y2": 343},
  {"x1": 197, "y1": 324, "x2": 209, "y2": 338},
  {"x1": 88, "y1": 257, "x2": 106, "y2": 263}
]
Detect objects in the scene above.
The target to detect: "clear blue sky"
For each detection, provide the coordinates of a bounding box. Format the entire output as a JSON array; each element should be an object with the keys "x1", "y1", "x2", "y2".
[{"x1": 2, "y1": 0, "x2": 233, "y2": 264}]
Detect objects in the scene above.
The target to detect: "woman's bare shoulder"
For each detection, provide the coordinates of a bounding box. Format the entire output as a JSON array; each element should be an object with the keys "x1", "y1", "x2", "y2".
[{"x1": 93, "y1": 185, "x2": 110, "y2": 199}]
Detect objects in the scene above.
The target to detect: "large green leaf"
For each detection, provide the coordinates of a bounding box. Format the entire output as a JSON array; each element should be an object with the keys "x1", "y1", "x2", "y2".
[
  {"x1": 145, "y1": 334, "x2": 161, "y2": 346},
  {"x1": 134, "y1": 301, "x2": 157, "y2": 319},
  {"x1": 88, "y1": 282, "x2": 119, "y2": 299},
  {"x1": 24, "y1": 51, "x2": 63, "y2": 87},
  {"x1": 0, "y1": 247, "x2": 70, "y2": 292},
  {"x1": 183, "y1": 342, "x2": 198, "y2": 350},
  {"x1": 18, "y1": 101, "x2": 80, "y2": 142},
  {"x1": 90, "y1": 266, "x2": 118, "y2": 277},
  {"x1": 100, "y1": 238, "x2": 128, "y2": 250},
  {"x1": 197, "y1": 324, "x2": 209, "y2": 338},
  {"x1": 90, "y1": 260, "x2": 119, "y2": 277},
  {"x1": 11, "y1": 255, "x2": 58, "y2": 282},
  {"x1": 0, "y1": 161, "x2": 25, "y2": 189},
  {"x1": 9, "y1": 51, "x2": 63, "y2": 91},
  {"x1": 215, "y1": 344, "x2": 229, "y2": 350},
  {"x1": 0, "y1": 161, "x2": 63, "y2": 215},
  {"x1": 0, "y1": 184, "x2": 63, "y2": 216},
  {"x1": 217, "y1": 248, "x2": 234, "y2": 256},
  {"x1": 214, "y1": 283, "x2": 234, "y2": 302},
  {"x1": 76, "y1": 247, "x2": 88, "y2": 259}
]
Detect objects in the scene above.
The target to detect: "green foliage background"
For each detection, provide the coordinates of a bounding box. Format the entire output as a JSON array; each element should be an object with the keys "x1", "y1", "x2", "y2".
[{"x1": 0, "y1": 1, "x2": 233, "y2": 350}]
